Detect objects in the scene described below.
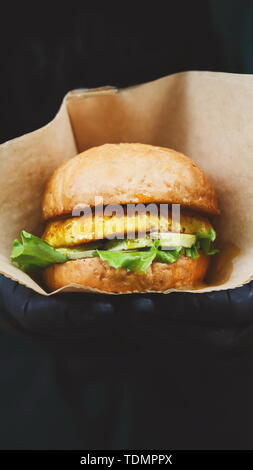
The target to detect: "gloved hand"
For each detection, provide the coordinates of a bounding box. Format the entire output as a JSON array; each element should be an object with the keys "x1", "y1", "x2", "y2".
[{"x1": 1, "y1": 273, "x2": 253, "y2": 349}]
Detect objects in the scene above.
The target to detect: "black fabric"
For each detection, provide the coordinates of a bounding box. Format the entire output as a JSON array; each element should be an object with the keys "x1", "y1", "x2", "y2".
[
  {"x1": 1, "y1": 275, "x2": 253, "y2": 449},
  {"x1": 1, "y1": 1, "x2": 253, "y2": 450},
  {"x1": 1, "y1": 274, "x2": 253, "y2": 346}
]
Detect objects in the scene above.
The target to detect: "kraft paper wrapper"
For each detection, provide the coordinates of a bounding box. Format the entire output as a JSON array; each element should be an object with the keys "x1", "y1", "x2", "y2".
[{"x1": 0, "y1": 71, "x2": 252, "y2": 295}]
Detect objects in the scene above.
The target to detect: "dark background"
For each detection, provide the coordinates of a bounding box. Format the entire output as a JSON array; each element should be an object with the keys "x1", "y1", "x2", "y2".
[
  {"x1": 1, "y1": 0, "x2": 251, "y2": 143},
  {"x1": 1, "y1": 0, "x2": 253, "y2": 450}
]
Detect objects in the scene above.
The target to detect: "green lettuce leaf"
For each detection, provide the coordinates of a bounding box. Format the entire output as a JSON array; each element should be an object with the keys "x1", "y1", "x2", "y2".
[
  {"x1": 11, "y1": 228, "x2": 219, "y2": 274},
  {"x1": 96, "y1": 245, "x2": 157, "y2": 273},
  {"x1": 196, "y1": 228, "x2": 216, "y2": 242},
  {"x1": 11, "y1": 231, "x2": 67, "y2": 272},
  {"x1": 198, "y1": 238, "x2": 219, "y2": 256},
  {"x1": 155, "y1": 247, "x2": 183, "y2": 263},
  {"x1": 195, "y1": 228, "x2": 219, "y2": 256},
  {"x1": 185, "y1": 245, "x2": 200, "y2": 259}
]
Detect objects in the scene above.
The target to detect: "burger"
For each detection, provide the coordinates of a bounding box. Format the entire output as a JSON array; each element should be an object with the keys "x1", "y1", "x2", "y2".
[{"x1": 11, "y1": 143, "x2": 220, "y2": 293}]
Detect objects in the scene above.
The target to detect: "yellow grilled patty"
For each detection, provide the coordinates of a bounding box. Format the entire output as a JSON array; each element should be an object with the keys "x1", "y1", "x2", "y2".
[{"x1": 42, "y1": 211, "x2": 213, "y2": 248}]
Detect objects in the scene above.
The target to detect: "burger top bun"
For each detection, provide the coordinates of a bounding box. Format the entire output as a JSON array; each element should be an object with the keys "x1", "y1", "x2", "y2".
[{"x1": 42, "y1": 143, "x2": 219, "y2": 220}]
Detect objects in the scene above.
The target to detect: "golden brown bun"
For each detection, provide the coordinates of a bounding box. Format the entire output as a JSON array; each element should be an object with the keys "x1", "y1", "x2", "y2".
[
  {"x1": 42, "y1": 251, "x2": 209, "y2": 293},
  {"x1": 42, "y1": 143, "x2": 219, "y2": 220}
]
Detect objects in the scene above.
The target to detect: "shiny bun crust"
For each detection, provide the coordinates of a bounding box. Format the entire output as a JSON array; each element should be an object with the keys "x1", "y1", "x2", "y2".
[
  {"x1": 42, "y1": 143, "x2": 219, "y2": 220},
  {"x1": 42, "y1": 251, "x2": 209, "y2": 293}
]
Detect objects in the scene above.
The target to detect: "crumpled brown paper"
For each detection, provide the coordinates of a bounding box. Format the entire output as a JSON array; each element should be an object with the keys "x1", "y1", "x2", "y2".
[{"x1": 0, "y1": 71, "x2": 252, "y2": 295}]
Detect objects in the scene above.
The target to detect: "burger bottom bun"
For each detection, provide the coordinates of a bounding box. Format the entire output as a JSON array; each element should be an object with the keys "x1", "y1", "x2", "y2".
[{"x1": 43, "y1": 252, "x2": 209, "y2": 293}]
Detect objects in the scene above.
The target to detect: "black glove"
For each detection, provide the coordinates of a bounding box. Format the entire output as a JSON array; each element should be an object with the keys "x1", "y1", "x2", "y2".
[{"x1": 1, "y1": 274, "x2": 253, "y2": 349}]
